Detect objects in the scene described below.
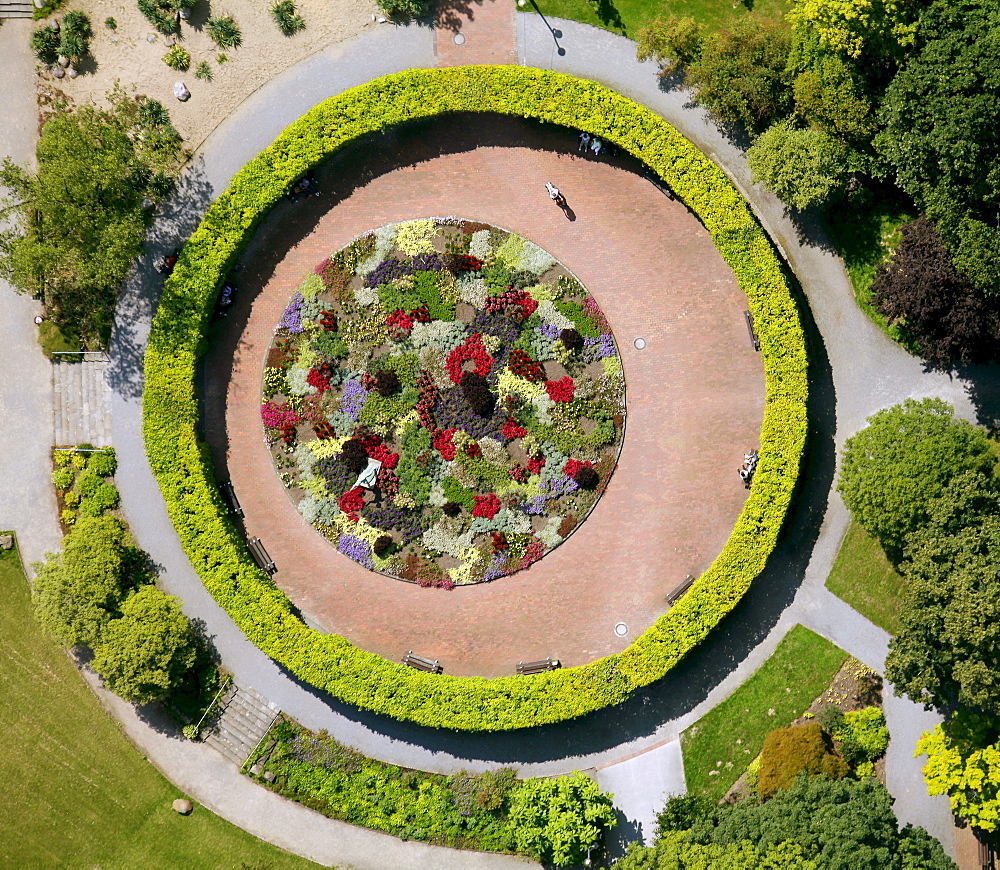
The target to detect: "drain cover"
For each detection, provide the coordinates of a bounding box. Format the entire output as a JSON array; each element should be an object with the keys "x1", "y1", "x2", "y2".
[
  {"x1": 614, "y1": 622, "x2": 628, "y2": 637},
  {"x1": 633, "y1": 338, "x2": 646, "y2": 350}
]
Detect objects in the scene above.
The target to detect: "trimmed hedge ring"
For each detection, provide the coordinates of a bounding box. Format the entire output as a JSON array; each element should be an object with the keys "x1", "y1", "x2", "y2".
[{"x1": 143, "y1": 66, "x2": 808, "y2": 732}]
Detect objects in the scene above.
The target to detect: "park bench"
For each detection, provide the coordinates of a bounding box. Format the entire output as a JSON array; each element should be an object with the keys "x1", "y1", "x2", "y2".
[
  {"x1": 402, "y1": 650, "x2": 443, "y2": 674},
  {"x1": 247, "y1": 536, "x2": 276, "y2": 575},
  {"x1": 219, "y1": 480, "x2": 244, "y2": 517},
  {"x1": 665, "y1": 574, "x2": 696, "y2": 607},
  {"x1": 744, "y1": 310, "x2": 760, "y2": 352},
  {"x1": 517, "y1": 658, "x2": 562, "y2": 675}
]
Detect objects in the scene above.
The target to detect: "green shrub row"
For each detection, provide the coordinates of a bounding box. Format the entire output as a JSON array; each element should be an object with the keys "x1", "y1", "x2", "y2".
[{"x1": 143, "y1": 66, "x2": 808, "y2": 731}]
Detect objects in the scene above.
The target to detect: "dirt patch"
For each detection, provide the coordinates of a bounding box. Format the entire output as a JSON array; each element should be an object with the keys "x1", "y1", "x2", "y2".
[{"x1": 34, "y1": 0, "x2": 376, "y2": 149}]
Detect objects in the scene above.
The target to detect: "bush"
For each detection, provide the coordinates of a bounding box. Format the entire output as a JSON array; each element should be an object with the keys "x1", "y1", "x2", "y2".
[
  {"x1": 61, "y1": 9, "x2": 90, "y2": 37},
  {"x1": 162, "y1": 45, "x2": 190, "y2": 71},
  {"x1": 270, "y1": 0, "x2": 304, "y2": 35},
  {"x1": 377, "y1": 0, "x2": 425, "y2": 18},
  {"x1": 635, "y1": 15, "x2": 704, "y2": 78},
  {"x1": 559, "y1": 327, "x2": 583, "y2": 351},
  {"x1": 340, "y1": 439, "x2": 368, "y2": 475},
  {"x1": 137, "y1": 0, "x2": 179, "y2": 34},
  {"x1": 206, "y1": 16, "x2": 241, "y2": 49},
  {"x1": 194, "y1": 61, "x2": 213, "y2": 82},
  {"x1": 815, "y1": 702, "x2": 844, "y2": 734},
  {"x1": 30, "y1": 26, "x2": 60, "y2": 63},
  {"x1": 143, "y1": 67, "x2": 807, "y2": 731},
  {"x1": 52, "y1": 467, "x2": 75, "y2": 490},
  {"x1": 836, "y1": 707, "x2": 888, "y2": 767},
  {"x1": 654, "y1": 794, "x2": 717, "y2": 837},
  {"x1": 574, "y1": 466, "x2": 599, "y2": 489},
  {"x1": 758, "y1": 723, "x2": 849, "y2": 798},
  {"x1": 75, "y1": 468, "x2": 102, "y2": 497},
  {"x1": 88, "y1": 448, "x2": 117, "y2": 477}
]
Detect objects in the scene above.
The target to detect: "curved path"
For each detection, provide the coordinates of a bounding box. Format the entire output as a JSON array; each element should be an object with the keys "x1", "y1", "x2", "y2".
[
  {"x1": 97, "y1": 10, "x2": 1000, "y2": 859},
  {"x1": 207, "y1": 115, "x2": 764, "y2": 676}
]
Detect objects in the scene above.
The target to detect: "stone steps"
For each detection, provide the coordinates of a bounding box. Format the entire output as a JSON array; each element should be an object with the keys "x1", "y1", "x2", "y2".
[
  {"x1": 203, "y1": 683, "x2": 280, "y2": 767},
  {"x1": 0, "y1": 3, "x2": 34, "y2": 17},
  {"x1": 52, "y1": 357, "x2": 112, "y2": 447}
]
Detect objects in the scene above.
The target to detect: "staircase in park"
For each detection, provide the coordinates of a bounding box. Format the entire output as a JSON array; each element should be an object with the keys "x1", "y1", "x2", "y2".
[
  {"x1": 52, "y1": 356, "x2": 113, "y2": 447},
  {"x1": 203, "y1": 683, "x2": 281, "y2": 766},
  {"x1": 0, "y1": 1, "x2": 34, "y2": 18}
]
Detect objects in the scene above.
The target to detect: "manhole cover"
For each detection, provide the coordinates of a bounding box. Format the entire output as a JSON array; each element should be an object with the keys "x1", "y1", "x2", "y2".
[
  {"x1": 453, "y1": 32, "x2": 466, "y2": 46},
  {"x1": 633, "y1": 337, "x2": 646, "y2": 350},
  {"x1": 614, "y1": 622, "x2": 628, "y2": 637}
]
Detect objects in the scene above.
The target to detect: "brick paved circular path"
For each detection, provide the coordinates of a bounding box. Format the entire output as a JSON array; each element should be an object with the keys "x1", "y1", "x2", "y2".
[{"x1": 204, "y1": 116, "x2": 764, "y2": 677}]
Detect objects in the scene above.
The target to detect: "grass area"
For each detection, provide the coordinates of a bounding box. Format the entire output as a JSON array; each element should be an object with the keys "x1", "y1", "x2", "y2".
[
  {"x1": 0, "y1": 537, "x2": 315, "y2": 870},
  {"x1": 825, "y1": 520, "x2": 908, "y2": 636},
  {"x1": 824, "y1": 185, "x2": 918, "y2": 349},
  {"x1": 681, "y1": 625, "x2": 848, "y2": 799},
  {"x1": 525, "y1": 0, "x2": 792, "y2": 39}
]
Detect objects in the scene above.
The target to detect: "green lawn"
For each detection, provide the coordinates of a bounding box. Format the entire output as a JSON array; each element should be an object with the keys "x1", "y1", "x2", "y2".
[
  {"x1": 524, "y1": 0, "x2": 792, "y2": 39},
  {"x1": 825, "y1": 520, "x2": 907, "y2": 636},
  {"x1": 0, "y1": 538, "x2": 316, "y2": 870},
  {"x1": 681, "y1": 625, "x2": 848, "y2": 799},
  {"x1": 824, "y1": 187, "x2": 918, "y2": 349}
]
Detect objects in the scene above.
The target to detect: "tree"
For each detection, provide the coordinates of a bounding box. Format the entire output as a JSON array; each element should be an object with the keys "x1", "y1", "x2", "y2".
[
  {"x1": 916, "y1": 710, "x2": 1000, "y2": 832},
  {"x1": 684, "y1": 16, "x2": 793, "y2": 135},
  {"x1": 747, "y1": 119, "x2": 850, "y2": 209},
  {"x1": 508, "y1": 772, "x2": 615, "y2": 866},
  {"x1": 635, "y1": 15, "x2": 705, "y2": 77},
  {"x1": 91, "y1": 585, "x2": 197, "y2": 705},
  {"x1": 877, "y1": 0, "x2": 1000, "y2": 295},
  {"x1": 885, "y1": 472, "x2": 1000, "y2": 714},
  {"x1": 791, "y1": 53, "x2": 876, "y2": 142},
  {"x1": 0, "y1": 88, "x2": 184, "y2": 346},
  {"x1": 688, "y1": 775, "x2": 955, "y2": 870},
  {"x1": 836, "y1": 398, "x2": 995, "y2": 558},
  {"x1": 31, "y1": 516, "x2": 135, "y2": 647},
  {"x1": 870, "y1": 216, "x2": 999, "y2": 366},
  {"x1": 654, "y1": 794, "x2": 717, "y2": 838},
  {"x1": 786, "y1": 0, "x2": 924, "y2": 60},
  {"x1": 757, "y1": 723, "x2": 849, "y2": 798}
]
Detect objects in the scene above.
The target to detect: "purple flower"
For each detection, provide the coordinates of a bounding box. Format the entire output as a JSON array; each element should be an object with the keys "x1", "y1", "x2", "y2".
[
  {"x1": 434, "y1": 386, "x2": 504, "y2": 440},
  {"x1": 471, "y1": 309, "x2": 520, "y2": 346},
  {"x1": 484, "y1": 550, "x2": 507, "y2": 581},
  {"x1": 316, "y1": 455, "x2": 355, "y2": 494},
  {"x1": 520, "y1": 494, "x2": 547, "y2": 515},
  {"x1": 539, "y1": 324, "x2": 561, "y2": 340},
  {"x1": 341, "y1": 379, "x2": 368, "y2": 422},
  {"x1": 337, "y1": 533, "x2": 373, "y2": 569},
  {"x1": 585, "y1": 334, "x2": 617, "y2": 362},
  {"x1": 364, "y1": 258, "x2": 414, "y2": 288},
  {"x1": 364, "y1": 503, "x2": 428, "y2": 543},
  {"x1": 279, "y1": 292, "x2": 304, "y2": 333},
  {"x1": 548, "y1": 476, "x2": 579, "y2": 496},
  {"x1": 410, "y1": 253, "x2": 445, "y2": 271}
]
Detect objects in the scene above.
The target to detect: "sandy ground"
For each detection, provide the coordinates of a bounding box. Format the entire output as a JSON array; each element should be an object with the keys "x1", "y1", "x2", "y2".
[{"x1": 33, "y1": 0, "x2": 378, "y2": 148}]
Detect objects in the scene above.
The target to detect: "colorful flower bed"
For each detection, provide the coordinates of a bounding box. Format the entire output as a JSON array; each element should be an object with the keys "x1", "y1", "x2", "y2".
[{"x1": 261, "y1": 220, "x2": 625, "y2": 586}]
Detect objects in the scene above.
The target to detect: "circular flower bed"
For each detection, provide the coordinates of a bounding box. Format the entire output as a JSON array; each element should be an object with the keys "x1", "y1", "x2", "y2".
[{"x1": 261, "y1": 219, "x2": 625, "y2": 586}]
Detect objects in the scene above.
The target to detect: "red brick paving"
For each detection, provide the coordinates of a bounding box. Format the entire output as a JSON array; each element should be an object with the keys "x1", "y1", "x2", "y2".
[
  {"x1": 435, "y1": 0, "x2": 516, "y2": 67},
  {"x1": 204, "y1": 117, "x2": 765, "y2": 677}
]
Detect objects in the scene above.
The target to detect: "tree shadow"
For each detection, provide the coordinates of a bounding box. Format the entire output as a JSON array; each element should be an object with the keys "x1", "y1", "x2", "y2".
[
  {"x1": 605, "y1": 809, "x2": 642, "y2": 861},
  {"x1": 959, "y1": 361, "x2": 1000, "y2": 433},
  {"x1": 591, "y1": 0, "x2": 626, "y2": 35},
  {"x1": 108, "y1": 156, "x2": 214, "y2": 401},
  {"x1": 434, "y1": 0, "x2": 479, "y2": 32}
]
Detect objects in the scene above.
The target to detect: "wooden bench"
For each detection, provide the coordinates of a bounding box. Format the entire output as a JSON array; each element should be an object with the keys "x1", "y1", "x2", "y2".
[
  {"x1": 666, "y1": 574, "x2": 696, "y2": 607},
  {"x1": 247, "y1": 537, "x2": 276, "y2": 575},
  {"x1": 402, "y1": 650, "x2": 442, "y2": 674},
  {"x1": 744, "y1": 310, "x2": 760, "y2": 352},
  {"x1": 517, "y1": 658, "x2": 561, "y2": 675},
  {"x1": 219, "y1": 480, "x2": 244, "y2": 517}
]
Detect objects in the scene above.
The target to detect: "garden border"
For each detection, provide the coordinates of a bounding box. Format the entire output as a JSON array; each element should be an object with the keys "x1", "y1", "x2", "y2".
[{"x1": 143, "y1": 66, "x2": 808, "y2": 732}]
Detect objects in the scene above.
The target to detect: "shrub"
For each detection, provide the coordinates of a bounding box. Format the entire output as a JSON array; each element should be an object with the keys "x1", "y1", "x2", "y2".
[
  {"x1": 30, "y1": 26, "x2": 60, "y2": 63},
  {"x1": 194, "y1": 61, "x2": 213, "y2": 82},
  {"x1": 162, "y1": 45, "x2": 190, "y2": 71},
  {"x1": 815, "y1": 702, "x2": 844, "y2": 735},
  {"x1": 373, "y1": 369, "x2": 400, "y2": 397},
  {"x1": 58, "y1": 33, "x2": 86, "y2": 62},
  {"x1": 377, "y1": 0, "x2": 425, "y2": 18},
  {"x1": 372, "y1": 535, "x2": 393, "y2": 558},
  {"x1": 559, "y1": 327, "x2": 583, "y2": 351},
  {"x1": 137, "y1": 0, "x2": 179, "y2": 34},
  {"x1": 270, "y1": 0, "x2": 304, "y2": 35},
  {"x1": 88, "y1": 448, "x2": 117, "y2": 477},
  {"x1": 836, "y1": 707, "x2": 888, "y2": 767},
  {"x1": 459, "y1": 371, "x2": 495, "y2": 417},
  {"x1": 61, "y1": 9, "x2": 91, "y2": 37},
  {"x1": 654, "y1": 794, "x2": 717, "y2": 837},
  {"x1": 206, "y1": 16, "x2": 241, "y2": 49},
  {"x1": 104, "y1": 16, "x2": 116, "y2": 29},
  {"x1": 758, "y1": 723, "x2": 849, "y2": 798},
  {"x1": 143, "y1": 67, "x2": 807, "y2": 731},
  {"x1": 75, "y1": 468, "x2": 102, "y2": 497},
  {"x1": 52, "y1": 467, "x2": 75, "y2": 490},
  {"x1": 340, "y1": 439, "x2": 368, "y2": 475},
  {"x1": 635, "y1": 14, "x2": 704, "y2": 77},
  {"x1": 574, "y1": 466, "x2": 599, "y2": 489}
]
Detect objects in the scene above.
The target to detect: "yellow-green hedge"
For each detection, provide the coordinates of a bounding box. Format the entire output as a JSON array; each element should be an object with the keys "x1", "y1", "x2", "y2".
[{"x1": 143, "y1": 67, "x2": 808, "y2": 731}]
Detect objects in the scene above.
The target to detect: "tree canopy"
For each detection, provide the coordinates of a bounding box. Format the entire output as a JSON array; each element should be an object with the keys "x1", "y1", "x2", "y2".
[
  {"x1": 747, "y1": 119, "x2": 849, "y2": 209},
  {"x1": 877, "y1": 0, "x2": 1000, "y2": 294},
  {"x1": 786, "y1": 0, "x2": 924, "y2": 61},
  {"x1": 886, "y1": 471, "x2": 1000, "y2": 714},
  {"x1": 836, "y1": 398, "x2": 995, "y2": 558},
  {"x1": 0, "y1": 89, "x2": 184, "y2": 346},
  {"x1": 31, "y1": 516, "x2": 135, "y2": 647},
  {"x1": 871, "y1": 216, "x2": 999, "y2": 366},
  {"x1": 91, "y1": 585, "x2": 197, "y2": 705}
]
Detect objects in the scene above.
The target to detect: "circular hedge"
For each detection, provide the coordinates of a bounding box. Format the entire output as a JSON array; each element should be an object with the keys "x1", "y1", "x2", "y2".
[
  {"x1": 143, "y1": 66, "x2": 808, "y2": 731},
  {"x1": 262, "y1": 220, "x2": 625, "y2": 586}
]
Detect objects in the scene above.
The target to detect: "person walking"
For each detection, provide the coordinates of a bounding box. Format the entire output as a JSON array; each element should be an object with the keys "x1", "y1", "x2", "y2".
[{"x1": 545, "y1": 182, "x2": 567, "y2": 211}]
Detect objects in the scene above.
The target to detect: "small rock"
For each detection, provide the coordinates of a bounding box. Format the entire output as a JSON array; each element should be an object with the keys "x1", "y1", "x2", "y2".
[
  {"x1": 249, "y1": 763, "x2": 263, "y2": 776},
  {"x1": 67, "y1": 67, "x2": 78, "y2": 79},
  {"x1": 53, "y1": 68, "x2": 65, "y2": 79},
  {"x1": 57, "y1": 55, "x2": 70, "y2": 68},
  {"x1": 165, "y1": 37, "x2": 175, "y2": 46},
  {"x1": 263, "y1": 771, "x2": 276, "y2": 783},
  {"x1": 48, "y1": 18, "x2": 59, "y2": 31},
  {"x1": 173, "y1": 82, "x2": 190, "y2": 102},
  {"x1": 147, "y1": 33, "x2": 157, "y2": 43},
  {"x1": 172, "y1": 798, "x2": 193, "y2": 815},
  {"x1": 0, "y1": 535, "x2": 12, "y2": 550}
]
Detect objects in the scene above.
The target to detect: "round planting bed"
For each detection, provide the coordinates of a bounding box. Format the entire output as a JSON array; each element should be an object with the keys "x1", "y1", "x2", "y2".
[{"x1": 143, "y1": 66, "x2": 808, "y2": 732}]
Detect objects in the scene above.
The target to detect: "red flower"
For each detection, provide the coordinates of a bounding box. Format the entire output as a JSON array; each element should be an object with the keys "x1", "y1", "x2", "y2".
[
  {"x1": 508, "y1": 349, "x2": 545, "y2": 382},
  {"x1": 386, "y1": 309, "x2": 413, "y2": 340},
  {"x1": 526, "y1": 454, "x2": 545, "y2": 474},
  {"x1": 490, "y1": 531, "x2": 508, "y2": 551},
  {"x1": 306, "y1": 365, "x2": 333, "y2": 392},
  {"x1": 432, "y1": 428, "x2": 457, "y2": 461},
  {"x1": 360, "y1": 435, "x2": 399, "y2": 470},
  {"x1": 319, "y1": 310, "x2": 338, "y2": 331},
  {"x1": 522, "y1": 540, "x2": 544, "y2": 567},
  {"x1": 485, "y1": 289, "x2": 538, "y2": 319},
  {"x1": 338, "y1": 486, "x2": 365, "y2": 522},
  {"x1": 545, "y1": 377, "x2": 575, "y2": 402},
  {"x1": 458, "y1": 254, "x2": 483, "y2": 272},
  {"x1": 563, "y1": 458, "x2": 593, "y2": 478},
  {"x1": 508, "y1": 465, "x2": 527, "y2": 483},
  {"x1": 472, "y1": 493, "x2": 501, "y2": 519},
  {"x1": 464, "y1": 441, "x2": 482, "y2": 458},
  {"x1": 445, "y1": 333, "x2": 493, "y2": 385},
  {"x1": 502, "y1": 416, "x2": 527, "y2": 441},
  {"x1": 410, "y1": 304, "x2": 431, "y2": 323}
]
